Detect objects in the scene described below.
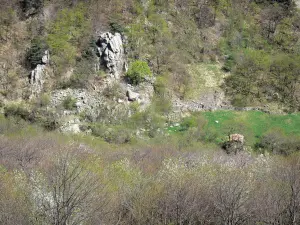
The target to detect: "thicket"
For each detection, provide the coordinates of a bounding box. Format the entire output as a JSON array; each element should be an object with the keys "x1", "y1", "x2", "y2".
[
  {"x1": 26, "y1": 38, "x2": 48, "y2": 69},
  {"x1": 1, "y1": 133, "x2": 300, "y2": 225},
  {"x1": 219, "y1": 0, "x2": 300, "y2": 110},
  {"x1": 126, "y1": 60, "x2": 152, "y2": 85},
  {"x1": 46, "y1": 3, "x2": 91, "y2": 75},
  {"x1": 20, "y1": 0, "x2": 43, "y2": 17}
]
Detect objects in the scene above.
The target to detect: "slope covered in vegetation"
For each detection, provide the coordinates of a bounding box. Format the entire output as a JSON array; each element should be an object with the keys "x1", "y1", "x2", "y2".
[{"x1": 1, "y1": 0, "x2": 300, "y2": 224}]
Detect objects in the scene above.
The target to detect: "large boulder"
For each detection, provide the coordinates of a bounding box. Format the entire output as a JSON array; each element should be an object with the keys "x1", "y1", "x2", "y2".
[
  {"x1": 223, "y1": 134, "x2": 245, "y2": 154},
  {"x1": 96, "y1": 32, "x2": 125, "y2": 79},
  {"x1": 229, "y1": 133, "x2": 244, "y2": 144}
]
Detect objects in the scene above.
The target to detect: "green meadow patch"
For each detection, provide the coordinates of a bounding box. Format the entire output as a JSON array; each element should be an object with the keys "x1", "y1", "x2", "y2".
[{"x1": 171, "y1": 110, "x2": 300, "y2": 146}]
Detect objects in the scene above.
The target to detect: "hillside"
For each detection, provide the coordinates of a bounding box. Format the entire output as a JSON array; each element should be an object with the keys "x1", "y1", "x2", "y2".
[{"x1": 1, "y1": 0, "x2": 300, "y2": 224}]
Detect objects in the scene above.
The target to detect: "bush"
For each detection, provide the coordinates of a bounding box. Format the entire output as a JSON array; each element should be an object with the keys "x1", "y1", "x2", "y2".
[
  {"x1": 103, "y1": 83, "x2": 123, "y2": 99},
  {"x1": 26, "y1": 38, "x2": 47, "y2": 69},
  {"x1": 91, "y1": 124, "x2": 131, "y2": 144},
  {"x1": 181, "y1": 116, "x2": 198, "y2": 131},
  {"x1": 152, "y1": 97, "x2": 172, "y2": 114},
  {"x1": 154, "y1": 75, "x2": 168, "y2": 96},
  {"x1": 62, "y1": 96, "x2": 77, "y2": 110},
  {"x1": 67, "y1": 59, "x2": 96, "y2": 89},
  {"x1": 126, "y1": 60, "x2": 152, "y2": 85},
  {"x1": 4, "y1": 103, "x2": 31, "y2": 121},
  {"x1": 82, "y1": 38, "x2": 98, "y2": 60},
  {"x1": 41, "y1": 114, "x2": 60, "y2": 131},
  {"x1": 256, "y1": 132, "x2": 300, "y2": 155},
  {"x1": 21, "y1": 0, "x2": 43, "y2": 16},
  {"x1": 129, "y1": 109, "x2": 165, "y2": 138},
  {"x1": 46, "y1": 4, "x2": 91, "y2": 74},
  {"x1": 36, "y1": 93, "x2": 50, "y2": 107},
  {"x1": 109, "y1": 22, "x2": 125, "y2": 33}
]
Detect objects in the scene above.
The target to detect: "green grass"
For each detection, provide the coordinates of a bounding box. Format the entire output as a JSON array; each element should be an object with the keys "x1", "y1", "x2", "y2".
[
  {"x1": 170, "y1": 110, "x2": 300, "y2": 146},
  {"x1": 167, "y1": 124, "x2": 182, "y2": 133},
  {"x1": 203, "y1": 110, "x2": 300, "y2": 145}
]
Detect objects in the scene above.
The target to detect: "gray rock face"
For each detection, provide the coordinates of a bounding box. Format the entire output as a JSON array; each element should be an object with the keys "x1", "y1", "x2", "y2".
[
  {"x1": 60, "y1": 118, "x2": 81, "y2": 134},
  {"x1": 30, "y1": 50, "x2": 50, "y2": 97},
  {"x1": 30, "y1": 64, "x2": 46, "y2": 97},
  {"x1": 50, "y1": 89, "x2": 102, "y2": 114},
  {"x1": 127, "y1": 89, "x2": 140, "y2": 101},
  {"x1": 97, "y1": 32, "x2": 125, "y2": 79},
  {"x1": 50, "y1": 88, "x2": 130, "y2": 123}
]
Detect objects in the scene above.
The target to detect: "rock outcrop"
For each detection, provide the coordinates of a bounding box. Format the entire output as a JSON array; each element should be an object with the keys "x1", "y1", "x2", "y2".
[
  {"x1": 223, "y1": 134, "x2": 245, "y2": 154},
  {"x1": 30, "y1": 50, "x2": 50, "y2": 97},
  {"x1": 229, "y1": 134, "x2": 245, "y2": 144},
  {"x1": 60, "y1": 118, "x2": 81, "y2": 134},
  {"x1": 96, "y1": 32, "x2": 125, "y2": 79},
  {"x1": 50, "y1": 88, "x2": 130, "y2": 123},
  {"x1": 127, "y1": 89, "x2": 139, "y2": 101}
]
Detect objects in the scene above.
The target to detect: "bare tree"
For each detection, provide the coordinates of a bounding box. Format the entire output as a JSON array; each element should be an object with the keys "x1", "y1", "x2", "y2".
[
  {"x1": 211, "y1": 169, "x2": 253, "y2": 225},
  {"x1": 30, "y1": 147, "x2": 107, "y2": 225},
  {"x1": 275, "y1": 154, "x2": 300, "y2": 225}
]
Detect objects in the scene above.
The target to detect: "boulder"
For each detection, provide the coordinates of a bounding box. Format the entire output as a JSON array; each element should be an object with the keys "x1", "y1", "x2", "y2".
[
  {"x1": 229, "y1": 133, "x2": 245, "y2": 144},
  {"x1": 223, "y1": 134, "x2": 245, "y2": 154},
  {"x1": 127, "y1": 89, "x2": 139, "y2": 101},
  {"x1": 96, "y1": 32, "x2": 125, "y2": 79}
]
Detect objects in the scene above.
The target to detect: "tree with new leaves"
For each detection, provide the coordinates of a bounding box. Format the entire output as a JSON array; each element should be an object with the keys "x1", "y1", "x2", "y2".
[
  {"x1": 126, "y1": 60, "x2": 152, "y2": 85},
  {"x1": 30, "y1": 147, "x2": 106, "y2": 225}
]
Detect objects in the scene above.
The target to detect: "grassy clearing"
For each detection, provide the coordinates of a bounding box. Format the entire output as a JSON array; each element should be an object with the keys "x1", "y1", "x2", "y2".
[
  {"x1": 185, "y1": 63, "x2": 228, "y2": 99},
  {"x1": 167, "y1": 110, "x2": 300, "y2": 147},
  {"x1": 200, "y1": 110, "x2": 300, "y2": 145}
]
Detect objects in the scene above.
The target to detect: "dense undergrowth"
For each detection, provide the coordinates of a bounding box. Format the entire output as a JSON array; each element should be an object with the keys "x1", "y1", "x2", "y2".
[{"x1": 0, "y1": 117, "x2": 300, "y2": 224}]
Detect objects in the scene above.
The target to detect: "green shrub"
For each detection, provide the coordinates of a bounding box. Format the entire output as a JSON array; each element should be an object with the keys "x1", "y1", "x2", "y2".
[
  {"x1": 222, "y1": 54, "x2": 235, "y2": 72},
  {"x1": 62, "y1": 96, "x2": 77, "y2": 110},
  {"x1": 26, "y1": 38, "x2": 47, "y2": 69},
  {"x1": 41, "y1": 114, "x2": 60, "y2": 131},
  {"x1": 154, "y1": 75, "x2": 168, "y2": 96},
  {"x1": 256, "y1": 132, "x2": 300, "y2": 155},
  {"x1": 4, "y1": 103, "x2": 31, "y2": 121},
  {"x1": 67, "y1": 59, "x2": 96, "y2": 89},
  {"x1": 91, "y1": 124, "x2": 131, "y2": 144},
  {"x1": 97, "y1": 70, "x2": 106, "y2": 78},
  {"x1": 103, "y1": 83, "x2": 123, "y2": 99},
  {"x1": 109, "y1": 21, "x2": 125, "y2": 33},
  {"x1": 152, "y1": 96, "x2": 172, "y2": 114},
  {"x1": 46, "y1": 3, "x2": 91, "y2": 74},
  {"x1": 129, "y1": 109, "x2": 165, "y2": 138},
  {"x1": 82, "y1": 38, "x2": 98, "y2": 60},
  {"x1": 181, "y1": 116, "x2": 198, "y2": 131},
  {"x1": 126, "y1": 60, "x2": 152, "y2": 85},
  {"x1": 36, "y1": 93, "x2": 50, "y2": 107}
]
